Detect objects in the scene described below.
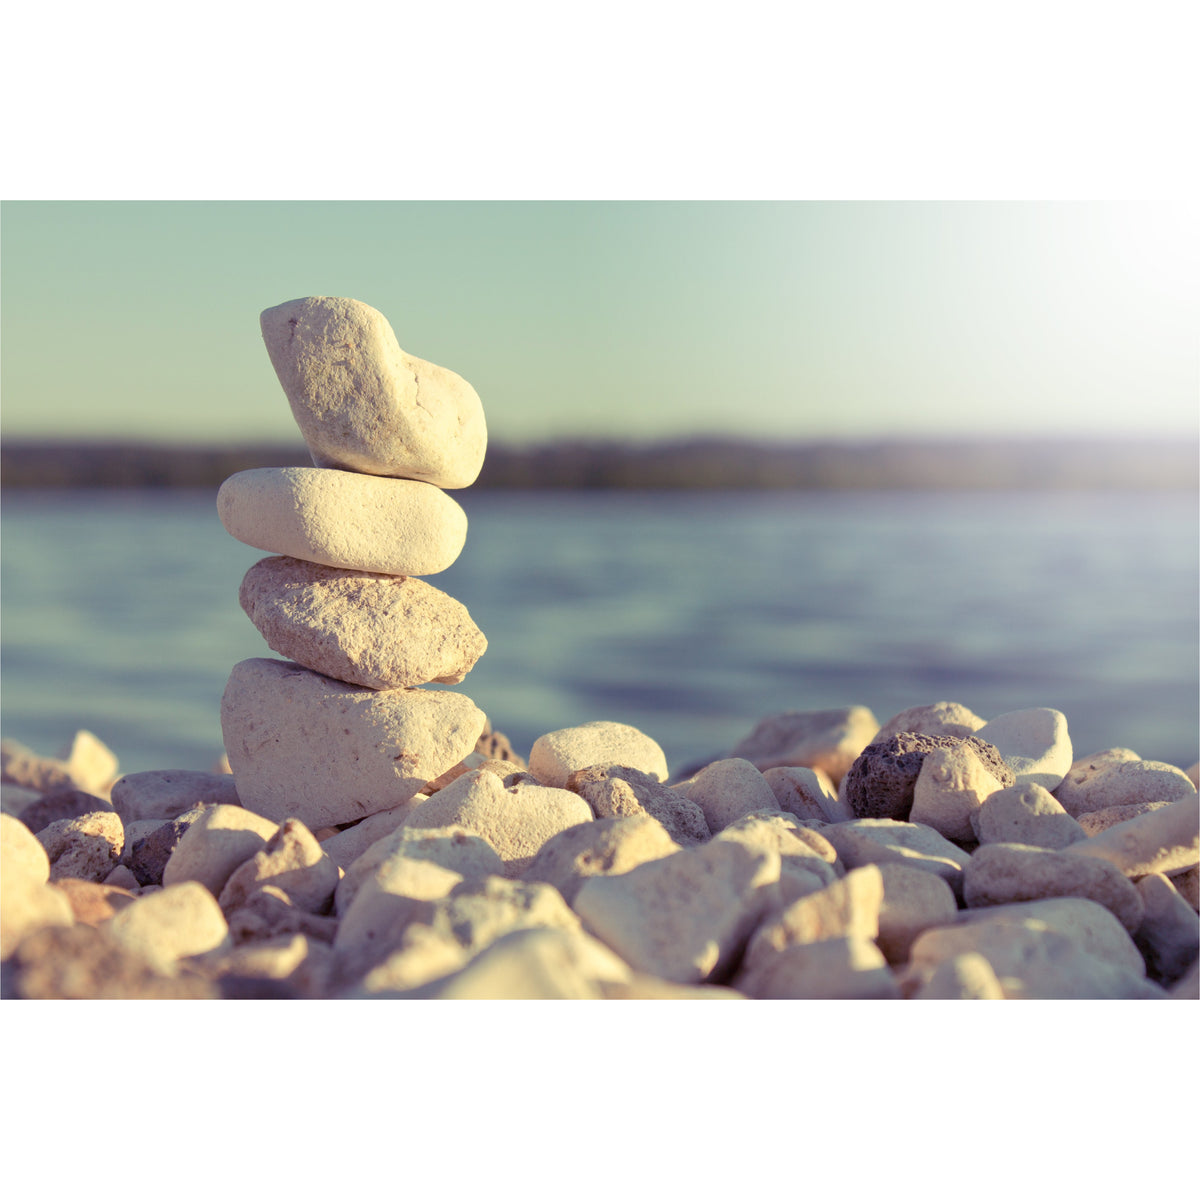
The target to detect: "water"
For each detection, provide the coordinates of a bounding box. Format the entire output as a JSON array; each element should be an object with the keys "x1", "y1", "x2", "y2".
[{"x1": 1, "y1": 488, "x2": 1197, "y2": 779}]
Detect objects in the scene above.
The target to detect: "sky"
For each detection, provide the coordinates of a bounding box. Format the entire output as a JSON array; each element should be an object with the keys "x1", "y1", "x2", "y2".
[{"x1": 2, "y1": 200, "x2": 1196, "y2": 447}]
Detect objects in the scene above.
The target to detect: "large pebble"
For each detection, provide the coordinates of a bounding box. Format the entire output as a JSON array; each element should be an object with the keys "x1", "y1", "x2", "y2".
[
  {"x1": 110, "y1": 769, "x2": 240, "y2": 823},
  {"x1": 217, "y1": 818, "x2": 340, "y2": 914},
  {"x1": 239, "y1": 556, "x2": 487, "y2": 689},
  {"x1": 1063, "y1": 795, "x2": 1199, "y2": 878},
  {"x1": 529, "y1": 721, "x2": 669, "y2": 789},
  {"x1": 403, "y1": 768, "x2": 592, "y2": 876},
  {"x1": 818, "y1": 818, "x2": 973, "y2": 898},
  {"x1": 105, "y1": 881, "x2": 231, "y2": 974},
  {"x1": 874, "y1": 862, "x2": 959, "y2": 965},
  {"x1": 971, "y1": 708, "x2": 1072, "y2": 790},
  {"x1": 1053, "y1": 755, "x2": 1196, "y2": 818},
  {"x1": 872, "y1": 701, "x2": 986, "y2": 744},
  {"x1": 677, "y1": 758, "x2": 779, "y2": 833},
  {"x1": 727, "y1": 706, "x2": 880, "y2": 783},
  {"x1": 573, "y1": 838, "x2": 780, "y2": 984},
  {"x1": 260, "y1": 296, "x2": 487, "y2": 490},
  {"x1": 221, "y1": 657, "x2": 486, "y2": 827},
  {"x1": 763, "y1": 765, "x2": 853, "y2": 823},
  {"x1": 217, "y1": 467, "x2": 467, "y2": 576},
  {"x1": 911, "y1": 744, "x2": 1005, "y2": 841},
  {"x1": 1133, "y1": 874, "x2": 1200, "y2": 986},
  {"x1": 736, "y1": 936, "x2": 900, "y2": 1000},
  {"x1": 36, "y1": 811, "x2": 124, "y2": 883},
  {"x1": 161, "y1": 803, "x2": 279, "y2": 896},
  {"x1": 963, "y1": 842, "x2": 1144, "y2": 932},
  {"x1": 970, "y1": 781, "x2": 1088, "y2": 850},
  {"x1": 566, "y1": 763, "x2": 709, "y2": 845}
]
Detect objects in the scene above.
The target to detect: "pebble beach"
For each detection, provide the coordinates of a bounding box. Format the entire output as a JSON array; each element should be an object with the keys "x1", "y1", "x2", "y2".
[{"x1": 3, "y1": 296, "x2": 1197, "y2": 1001}]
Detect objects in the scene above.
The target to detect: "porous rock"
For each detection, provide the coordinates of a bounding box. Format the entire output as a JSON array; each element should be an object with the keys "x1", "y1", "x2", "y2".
[
  {"x1": 970, "y1": 781, "x2": 1088, "y2": 850},
  {"x1": 217, "y1": 466, "x2": 468, "y2": 576},
  {"x1": 17, "y1": 789, "x2": 114, "y2": 835},
  {"x1": 910, "y1": 744, "x2": 1005, "y2": 841},
  {"x1": 567, "y1": 763, "x2": 710, "y2": 845},
  {"x1": 728, "y1": 706, "x2": 880, "y2": 783},
  {"x1": 221, "y1": 657, "x2": 487, "y2": 827},
  {"x1": 971, "y1": 707, "x2": 1072, "y2": 790},
  {"x1": 105, "y1": 881, "x2": 232, "y2": 975},
  {"x1": 217, "y1": 818, "x2": 340, "y2": 914},
  {"x1": 1063, "y1": 794, "x2": 1199, "y2": 878},
  {"x1": 36, "y1": 811, "x2": 124, "y2": 883},
  {"x1": 1053, "y1": 753, "x2": 1195, "y2": 818},
  {"x1": 530, "y1": 721, "x2": 669, "y2": 789},
  {"x1": 161, "y1": 803, "x2": 279, "y2": 896},
  {"x1": 259, "y1": 296, "x2": 487, "y2": 490},
  {"x1": 110, "y1": 769, "x2": 240, "y2": 823}
]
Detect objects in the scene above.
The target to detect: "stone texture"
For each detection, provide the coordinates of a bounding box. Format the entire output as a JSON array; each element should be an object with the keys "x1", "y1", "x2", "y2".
[
  {"x1": 818, "y1": 818, "x2": 973, "y2": 898},
  {"x1": 217, "y1": 466, "x2": 468, "y2": 576},
  {"x1": 319, "y1": 808, "x2": 422, "y2": 873},
  {"x1": 573, "y1": 837, "x2": 780, "y2": 985},
  {"x1": 221, "y1": 657, "x2": 487, "y2": 827},
  {"x1": 727, "y1": 706, "x2": 880, "y2": 783},
  {"x1": 970, "y1": 781, "x2": 1088, "y2": 850},
  {"x1": 239, "y1": 555, "x2": 487, "y2": 690},
  {"x1": 110, "y1": 769, "x2": 240, "y2": 823},
  {"x1": 216, "y1": 818, "x2": 340, "y2": 914},
  {"x1": 161, "y1": 803, "x2": 279, "y2": 896},
  {"x1": 259, "y1": 296, "x2": 487, "y2": 490},
  {"x1": 36, "y1": 811, "x2": 124, "y2": 883},
  {"x1": 1063, "y1": 795, "x2": 1199, "y2": 878},
  {"x1": 128, "y1": 807, "x2": 208, "y2": 887},
  {"x1": 911, "y1": 744, "x2": 1006, "y2": 841},
  {"x1": 971, "y1": 707, "x2": 1072, "y2": 790},
  {"x1": 522, "y1": 815, "x2": 681, "y2": 905},
  {"x1": 1053, "y1": 753, "x2": 1195, "y2": 818},
  {"x1": 402, "y1": 768, "x2": 593, "y2": 877},
  {"x1": 841, "y1": 733, "x2": 1014, "y2": 821},
  {"x1": 964, "y1": 842, "x2": 1144, "y2": 933},
  {"x1": 714, "y1": 811, "x2": 841, "y2": 906},
  {"x1": 736, "y1": 936, "x2": 900, "y2": 1000},
  {"x1": 1133, "y1": 874, "x2": 1200, "y2": 987},
  {"x1": 872, "y1": 701, "x2": 987, "y2": 745},
  {"x1": 17, "y1": 789, "x2": 114, "y2": 835},
  {"x1": 343, "y1": 924, "x2": 470, "y2": 995},
  {"x1": 50, "y1": 878, "x2": 137, "y2": 925},
  {"x1": 105, "y1": 881, "x2": 232, "y2": 974},
  {"x1": 566, "y1": 763, "x2": 710, "y2": 846},
  {"x1": 1078, "y1": 802, "x2": 1173, "y2": 837},
  {"x1": 875, "y1": 862, "x2": 959, "y2": 965},
  {"x1": 763, "y1": 765, "x2": 853, "y2": 823},
  {"x1": 529, "y1": 721, "x2": 669, "y2": 788},
  {"x1": 677, "y1": 758, "x2": 780, "y2": 833}
]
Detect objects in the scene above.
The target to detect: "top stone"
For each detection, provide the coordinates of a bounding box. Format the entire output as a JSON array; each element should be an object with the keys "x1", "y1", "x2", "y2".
[{"x1": 260, "y1": 296, "x2": 487, "y2": 490}]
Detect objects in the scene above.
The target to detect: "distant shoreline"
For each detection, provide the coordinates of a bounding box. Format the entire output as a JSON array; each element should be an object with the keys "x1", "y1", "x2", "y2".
[{"x1": 1, "y1": 436, "x2": 1196, "y2": 491}]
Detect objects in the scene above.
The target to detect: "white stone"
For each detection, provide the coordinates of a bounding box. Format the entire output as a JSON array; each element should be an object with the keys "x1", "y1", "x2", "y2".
[
  {"x1": 1054, "y1": 756, "x2": 1196, "y2": 818},
  {"x1": 971, "y1": 708, "x2": 1072, "y2": 790},
  {"x1": 110, "y1": 769, "x2": 240, "y2": 823},
  {"x1": 1078, "y1": 802, "x2": 1173, "y2": 836},
  {"x1": 1063, "y1": 794, "x2": 1199, "y2": 878},
  {"x1": 714, "y1": 812, "x2": 841, "y2": 906},
  {"x1": 1133, "y1": 874, "x2": 1200, "y2": 987},
  {"x1": 239, "y1": 556, "x2": 487, "y2": 689},
  {"x1": 161, "y1": 803, "x2": 279, "y2": 896},
  {"x1": 679, "y1": 758, "x2": 780, "y2": 833},
  {"x1": 1, "y1": 731, "x2": 118, "y2": 797},
  {"x1": 736, "y1": 936, "x2": 900, "y2": 1000},
  {"x1": 728, "y1": 706, "x2": 880, "y2": 783},
  {"x1": 970, "y1": 781, "x2": 1087, "y2": 849},
  {"x1": 874, "y1": 862, "x2": 959, "y2": 965},
  {"x1": 818, "y1": 819, "x2": 972, "y2": 899},
  {"x1": 217, "y1": 818, "x2": 340, "y2": 914},
  {"x1": 319, "y1": 807, "x2": 419, "y2": 872},
  {"x1": 529, "y1": 721, "x2": 669, "y2": 788},
  {"x1": 36, "y1": 811, "x2": 124, "y2": 883},
  {"x1": 56, "y1": 730, "x2": 120, "y2": 796},
  {"x1": 260, "y1": 296, "x2": 487, "y2": 490},
  {"x1": 872, "y1": 702, "x2": 987, "y2": 745},
  {"x1": 763, "y1": 765, "x2": 853, "y2": 822},
  {"x1": 217, "y1": 467, "x2": 467, "y2": 576},
  {"x1": 105, "y1": 881, "x2": 231, "y2": 974},
  {"x1": 221, "y1": 657, "x2": 487, "y2": 828},
  {"x1": 1, "y1": 812, "x2": 51, "y2": 887},
  {"x1": 910, "y1": 744, "x2": 1005, "y2": 841}
]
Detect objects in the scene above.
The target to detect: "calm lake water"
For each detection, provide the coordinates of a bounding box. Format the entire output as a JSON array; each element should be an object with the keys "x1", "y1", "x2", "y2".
[{"x1": 1, "y1": 488, "x2": 1197, "y2": 779}]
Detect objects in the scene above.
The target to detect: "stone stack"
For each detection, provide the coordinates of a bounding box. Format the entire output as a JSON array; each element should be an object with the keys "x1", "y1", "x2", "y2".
[{"x1": 216, "y1": 297, "x2": 491, "y2": 831}]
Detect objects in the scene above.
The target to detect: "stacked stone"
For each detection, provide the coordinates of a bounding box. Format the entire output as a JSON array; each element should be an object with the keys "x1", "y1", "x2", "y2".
[{"x1": 215, "y1": 297, "x2": 491, "y2": 831}]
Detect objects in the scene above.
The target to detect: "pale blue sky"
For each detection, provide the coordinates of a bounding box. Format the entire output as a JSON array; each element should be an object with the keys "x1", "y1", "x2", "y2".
[{"x1": 1, "y1": 200, "x2": 1195, "y2": 445}]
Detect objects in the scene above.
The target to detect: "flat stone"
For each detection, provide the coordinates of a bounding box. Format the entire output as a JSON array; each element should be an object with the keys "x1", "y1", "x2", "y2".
[
  {"x1": 678, "y1": 758, "x2": 779, "y2": 833},
  {"x1": 17, "y1": 789, "x2": 114, "y2": 835},
  {"x1": 36, "y1": 811, "x2": 124, "y2": 882},
  {"x1": 239, "y1": 555, "x2": 487, "y2": 690},
  {"x1": 567, "y1": 763, "x2": 710, "y2": 846},
  {"x1": 1054, "y1": 756, "x2": 1196, "y2": 818},
  {"x1": 971, "y1": 781, "x2": 1088, "y2": 849},
  {"x1": 1063, "y1": 795, "x2": 1199, "y2": 878},
  {"x1": 841, "y1": 733, "x2": 1014, "y2": 821},
  {"x1": 971, "y1": 708, "x2": 1072, "y2": 790},
  {"x1": 110, "y1": 769, "x2": 240, "y2": 823},
  {"x1": 573, "y1": 837, "x2": 780, "y2": 985},
  {"x1": 912, "y1": 951, "x2": 1004, "y2": 999},
  {"x1": 818, "y1": 818, "x2": 973, "y2": 898},
  {"x1": 128, "y1": 807, "x2": 208, "y2": 887},
  {"x1": 260, "y1": 296, "x2": 487, "y2": 490},
  {"x1": 105, "y1": 880, "x2": 232, "y2": 974},
  {"x1": 736, "y1": 935, "x2": 900, "y2": 1000},
  {"x1": 529, "y1": 721, "x2": 669, "y2": 789},
  {"x1": 727, "y1": 706, "x2": 880, "y2": 783},
  {"x1": 217, "y1": 818, "x2": 340, "y2": 914},
  {"x1": 402, "y1": 768, "x2": 592, "y2": 877},
  {"x1": 1078, "y1": 802, "x2": 1173, "y2": 836},
  {"x1": 875, "y1": 862, "x2": 959, "y2": 965},
  {"x1": 911, "y1": 744, "x2": 1006, "y2": 841},
  {"x1": 221, "y1": 657, "x2": 486, "y2": 827},
  {"x1": 964, "y1": 842, "x2": 1144, "y2": 932},
  {"x1": 161, "y1": 803, "x2": 279, "y2": 896},
  {"x1": 522, "y1": 815, "x2": 680, "y2": 905},
  {"x1": 872, "y1": 701, "x2": 987, "y2": 745},
  {"x1": 217, "y1": 466, "x2": 468, "y2": 576},
  {"x1": 1133, "y1": 874, "x2": 1200, "y2": 987},
  {"x1": 763, "y1": 765, "x2": 854, "y2": 823},
  {"x1": 50, "y1": 878, "x2": 137, "y2": 925}
]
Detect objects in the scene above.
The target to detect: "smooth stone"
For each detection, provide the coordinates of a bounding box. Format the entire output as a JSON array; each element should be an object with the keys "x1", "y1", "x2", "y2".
[
  {"x1": 714, "y1": 812, "x2": 841, "y2": 906},
  {"x1": 111, "y1": 769, "x2": 240, "y2": 823},
  {"x1": 566, "y1": 763, "x2": 710, "y2": 846},
  {"x1": 911, "y1": 744, "x2": 1005, "y2": 841},
  {"x1": 529, "y1": 721, "x2": 669, "y2": 789},
  {"x1": 319, "y1": 808, "x2": 421, "y2": 872},
  {"x1": 260, "y1": 296, "x2": 487, "y2": 490},
  {"x1": 221, "y1": 657, "x2": 486, "y2": 827},
  {"x1": 1062, "y1": 795, "x2": 1199, "y2": 878},
  {"x1": 971, "y1": 708, "x2": 1072, "y2": 790},
  {"x1": 217, "y1": 818, "x2": 340, "y2": 914},
  {"x1": 872, "y1": 701, "x2": 987, "y2": 745},
  {"x1": 1054, "y1": 757, "x2": 1196, "y2": 818},
  {"x1": 763, "y1": 765, "x2": 854, "y2": 823},
  {"x1": 128, "y1": 807, "x2": 208, "y2": 887},
  {"x1": 970, "y1": 781, "x2": 1088, "y2": 850},
  {"x1": 105, "y1": 881, "x2": 232, "y2": 974},
  {"x1": 963, "y1": 842, "x2": 1144, "y2": 932},
  {"x1": 103, "y1": 864, "x2": 139, "y2": 889},
  {"x1": 17, "y1": 789, "x2": 114, "y2": 835},
  {"x1": 1, "y1": 812, "x2": 51, "y2": 886},
  {"x1": 1133, "y1": 874, "x2": 1200, "y2": 987},
  {"x1": 818, "y1": 819, "x2": 973, "y2": 899},
  {"x1": 217, "y1": 466, "x2": 467, "y2": 576},
  {"x1": 874, "y1": 862, "x2": 959, "y2": 965},
  {"x1": 403, "y1": 768, "x2": 593, "y2": 877},
  {"x1": 1169, "y1": 961, "x2": 1200, "y2": 999},
  {"x1": 736, "y1": 935, "x2": 900, "y2": 1000},
  {"x1": 1078, "y1": 801, "x2": 1173, "y2": 836},
  {"x1": 573, "y1": 838, "x2": 780, "y2": 985},
  {"x1": 0, "y1": 784, "x2": 41, "y2": 818},
  {"x1": 0, "y1": 859, "x2": 74, "y2": 961},
  {"x1": 50, "y1": 878, "x2": 137, "y2": 925},
  {"x1": 1, "y1": 730, "x2": 119, "y2": 797},
  {"x1": 522, "y1": 815, "x2": 680, "y2": 905},
  {"x1": 161, "y1": 803, "x2": 279, "y2": 896},
  {"x1": 678, "y1": 758, "x2": 779, "y2": 833},
  {"x1": 841, "y1": 733, "x2": 1014, "y2": 821},
  {"x1": 36, "y1": 811, "x2": 124, "y2": 883},
  {"x1": 727, "y1": 706, "x2": 880, "y2": 783},
  {"x1": 239, "y1": 555, "x2": 487, "y2": 690},
  {"x1": 912, "y1": 951, "x2": 1004, "y2": 999}
]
